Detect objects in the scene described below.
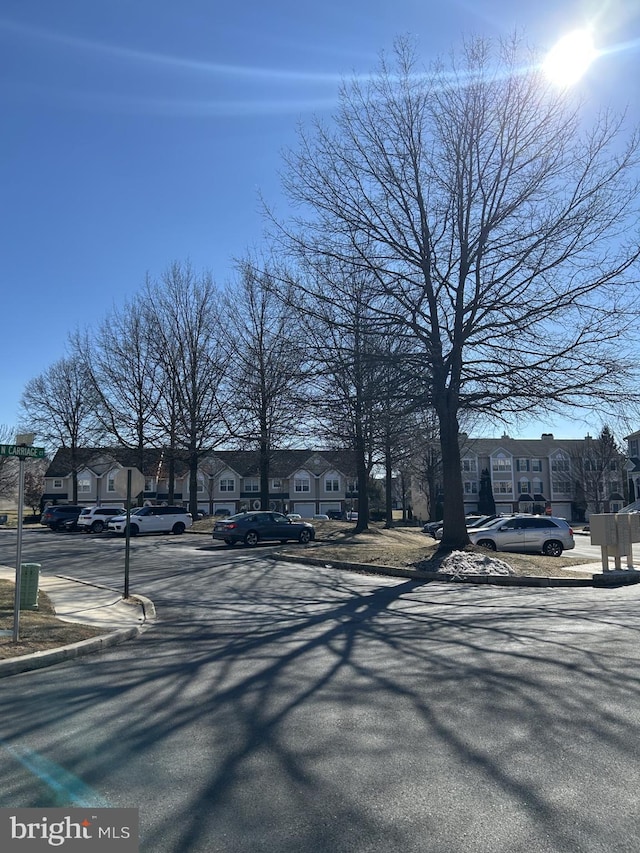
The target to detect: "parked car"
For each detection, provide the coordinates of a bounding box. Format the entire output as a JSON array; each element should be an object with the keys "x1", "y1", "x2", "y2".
[
  {"x1": 327, "y1": 510, "x2": 345, "y2": 520},
  {"x1": 468, "y1": 515, "x2": 574, "y2": 556},
  {"x1": 432, "y1": 514, "x2": 505, "y2": 540},
  {"x1": 346, "y1": 511, "x2": 358, "y2": 521},
  {"x1": 107, "y1": 505, "x2": 193, "y2": 536},
  {"x1": 213, "y1": 511, "x2": 315, "y2": 547},
  {"x1": 422, "y1": 520, "x2": 443, "y2": 535},
  {"x1": 213, "y1": 508, "x2": 231, "y2": 518},
  {"x1": 313, "y1": 513, "x2": 330, "y2": 520},
  {"x1": 286, "y1": 513, "x2": 302, "y2": 521},
  {"x1": 76, "y1": 506, "x2": 126, "y2": 533},
  {"x1": 41, "y1": 505, "x2": 86, "y2": 531}
]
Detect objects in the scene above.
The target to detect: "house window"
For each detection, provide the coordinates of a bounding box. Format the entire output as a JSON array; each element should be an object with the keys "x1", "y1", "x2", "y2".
[
  {"x1": 532, "y1": 479, "x2": 543, "y2": 494},
  {"x1": 464, "y1": 481, "x2": 478, "y2": 494},
  {"x1": 78, "y1": 479, "x2": 91, "y2": 493},
  {"x1": 294, "y1": 477, "x2": 310, "y2": 493},
  {"x1": 553, "y1": 479, "x2": 572, "y2": 494},
  {"x1": 518, "y1": 479, "x2": 531, "y2": 494},
  {"x1": 516, "y1": 459, "x2": 530, "y2": 472},
  {"x1": 325, "y1": 478, "x2": 340, "y2": 492},
  {"x1": 107, "y1": 475, "x2": 116, "y2": 492},
  {"x1": 347, "y1": 480, "x2": 357, "y2": 493},
  {"x1": 197, "y1": 477, "x2": 205, "y2": 493},
  {"x1": 551, "y1": 455, "x2": 570, "y2": 473},
  {"x1": 145, "y1": 477, "x2": 154, "y2": 492},
  {"x1": 492, "y1": 454, "x2": 512, "y2": 473},
  {"x1": 462, "y1": 458, "x2": 476, "y2": 473},
  {"x1": 630, "y1": 439, "x2": 639, "y2": 457},
  {"x1": 220, "y1": 478, "x2": 235, "y2": 492},
  {"x1": 271, "y1": 479, "x2": 282, "y2": 490},
  {"x1": 531, "y1": 459, "x2": 542, "y2": 472},
  {"x1": 245, "y1": 479, "x2": 260, "y2": 492},
  {"x1": 494, "y1": 481, "x2": 513, "y2": 495},
  {"x1": 53, "y1": 479, "x2": 63, "y2": 490}
]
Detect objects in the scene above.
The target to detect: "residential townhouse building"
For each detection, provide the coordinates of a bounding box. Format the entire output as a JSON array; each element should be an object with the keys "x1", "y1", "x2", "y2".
[
  {"x1": 412, "y1": 433, "x2": 627, "y2": 522},
  {"x1": 43, "y1": 447, "x2": 359, "y2": 518}
]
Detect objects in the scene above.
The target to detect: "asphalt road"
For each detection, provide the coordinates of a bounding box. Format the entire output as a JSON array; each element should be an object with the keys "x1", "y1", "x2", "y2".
[{"x1": 1, "y1": 528, "x2": 640, "y2": 852}]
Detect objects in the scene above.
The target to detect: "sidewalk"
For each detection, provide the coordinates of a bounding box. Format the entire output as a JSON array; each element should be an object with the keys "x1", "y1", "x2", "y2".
[{"x1": 0, "y1": 565, "x2": 155, "y2": 677}]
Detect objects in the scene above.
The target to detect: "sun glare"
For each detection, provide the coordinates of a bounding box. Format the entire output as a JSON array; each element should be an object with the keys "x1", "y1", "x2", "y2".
[{"x1": 543, "y1": 29, "x2": 597, "y2": 87}]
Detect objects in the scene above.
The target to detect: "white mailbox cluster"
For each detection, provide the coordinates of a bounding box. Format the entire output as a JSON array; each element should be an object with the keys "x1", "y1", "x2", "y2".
[{"x1": 590, "y1": 513, "x2": 640, "y2": 571}]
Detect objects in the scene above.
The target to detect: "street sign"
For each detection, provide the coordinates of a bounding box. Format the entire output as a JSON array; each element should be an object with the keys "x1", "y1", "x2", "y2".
[{"x1": 0, "y1": 444, "x2": 45, "y2": 459}]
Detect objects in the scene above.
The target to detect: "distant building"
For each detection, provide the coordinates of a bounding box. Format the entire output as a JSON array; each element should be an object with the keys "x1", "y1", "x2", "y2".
[
  {"x1": 412, "y1": 433, "x2": 627, "y2": 522},
  {"x1": 43, "y1": 447, "x2": 358, "y2": 518}
]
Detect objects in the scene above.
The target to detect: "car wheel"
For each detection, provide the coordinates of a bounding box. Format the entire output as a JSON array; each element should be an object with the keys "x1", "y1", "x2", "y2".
[
  {"x1": 91, "y1": 521, "x2": 104, "y2": 533},
  {"x1": 298, "y1": 529, "x2": 312, "y2": 544},
  {"x1": 172, "y1": 522, "x2": 186, "y2": 535},
  {"x1": 543, "y1": 540, "x2": 563, "y2": 557},
  {"x1": 224, "y1": 538, "x2": 235, "y2": 546},
  {"x1": 129, "y1": 524, "x2": 139, "y2": 536},
  {"x1": 477, "y1": 538, "x2": 497, "y2": 551},
  {"x1": 244, "y1": 530, "x2": 259, "y2": 546}
]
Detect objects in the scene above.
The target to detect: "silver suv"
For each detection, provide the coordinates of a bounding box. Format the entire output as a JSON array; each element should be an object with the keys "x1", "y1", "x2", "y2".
[
  {"x1": 468, "y1": 515, "x2": 574, "y2": 557},
  {"x1": 108, "y1": 505, "x2": 193, "y2": 536}
]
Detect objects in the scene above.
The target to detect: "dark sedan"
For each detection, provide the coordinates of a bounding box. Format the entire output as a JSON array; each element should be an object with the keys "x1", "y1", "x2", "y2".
[{"x1": 213, "y1": 511, "x2": 315, "y2": 547}]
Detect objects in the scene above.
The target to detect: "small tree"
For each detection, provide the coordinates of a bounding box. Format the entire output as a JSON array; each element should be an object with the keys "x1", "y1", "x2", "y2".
[
  {"x1": 0, "y1": 424, "x2": 19, "y2": 499},
  {"x1": 570, "y1": 426, "x2": 625, "y2": 515},
  {"x1": 478, "y1": 469, "x2": 496, "y2": 515},
  {"x1": 23, "y1": 460, "x2": 47, "y2": 516},
  {"x1": 20, "y1": 357, "x2": 101, "y2": 502}
]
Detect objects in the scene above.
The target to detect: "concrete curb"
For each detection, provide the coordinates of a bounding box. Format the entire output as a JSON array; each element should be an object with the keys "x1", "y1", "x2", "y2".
[
  {"x1": 0, "y1": 625, "x2": 143, "y2": 677},
  {"x1": 276, "y1": 553, "x2": 640, "y2": 588}
]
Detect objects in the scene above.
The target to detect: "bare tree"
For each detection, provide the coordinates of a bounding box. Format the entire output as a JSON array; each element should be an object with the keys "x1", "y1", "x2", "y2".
[
  {"x1": 149, "y1": 261, "x2": 226, "y2": 515},
  {"x1": 219, "y1": 260, "x2": 308, "y2": 509},
  {"x1": 0, "y1": 423, "x2": 19, "y2": 499},
  {"x1": 70, "y1": 294, "x2": 164, "y2": 487},
  {"x1": 23, "y1": 458, "x2": 47, "y2": 516},
  {"x1": 274, "y1": 34, "x2": 640, "y2": 549},
  {"x1": 569, "y1": 425, "x2": 626, "y2": 515},
  {"x1": 20, "y1": 356, "x2": 101, "y2": 502},
  {"x1": 292, "y1": 262, "x2": 394, "y2": 531}
]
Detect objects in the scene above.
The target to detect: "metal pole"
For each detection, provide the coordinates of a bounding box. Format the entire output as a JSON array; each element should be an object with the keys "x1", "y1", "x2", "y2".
[
  {"x1": 12, "y1": 458, "x2": 25, "y2": 642},
  {"x1": 124, "y1": 468, "x2": 131, "y2": 599}
]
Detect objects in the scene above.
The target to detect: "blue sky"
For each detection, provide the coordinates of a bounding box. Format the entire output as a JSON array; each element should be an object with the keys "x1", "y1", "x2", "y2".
[{"x1": 1, "y1": 0, "x2": 638, "y2": 441}]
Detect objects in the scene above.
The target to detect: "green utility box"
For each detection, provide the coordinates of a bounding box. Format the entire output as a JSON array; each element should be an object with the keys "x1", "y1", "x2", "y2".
[{"x1": 20, "y1": 563, "x2": 40, "y2": 610}]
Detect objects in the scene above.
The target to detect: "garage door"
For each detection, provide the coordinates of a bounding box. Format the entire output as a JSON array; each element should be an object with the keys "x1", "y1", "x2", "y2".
[{"x1": 293, "y1": 503, "x2": 314, "y2": 518}]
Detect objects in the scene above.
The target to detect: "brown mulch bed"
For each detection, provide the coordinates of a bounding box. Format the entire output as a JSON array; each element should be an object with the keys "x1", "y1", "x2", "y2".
[{"x1": 259, "y1": 520, "x2": 595, "y2": 578}]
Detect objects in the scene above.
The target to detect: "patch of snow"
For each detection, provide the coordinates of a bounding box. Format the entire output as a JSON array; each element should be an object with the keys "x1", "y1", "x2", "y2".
[{"x1": 417, "y1": 550, "x2": 515, "y2": 576}]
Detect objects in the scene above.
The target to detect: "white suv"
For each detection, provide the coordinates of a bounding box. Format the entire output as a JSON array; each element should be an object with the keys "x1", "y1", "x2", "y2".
[
  {"x1": 107, "y1": 505, "x2": 193, "y2": 536},
  {"x1": 77, "y1": 506, "x2": 126, "y2": 533},
  {"x1": 468, "y1": 515, "x2": 574, "y2": 557}
]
